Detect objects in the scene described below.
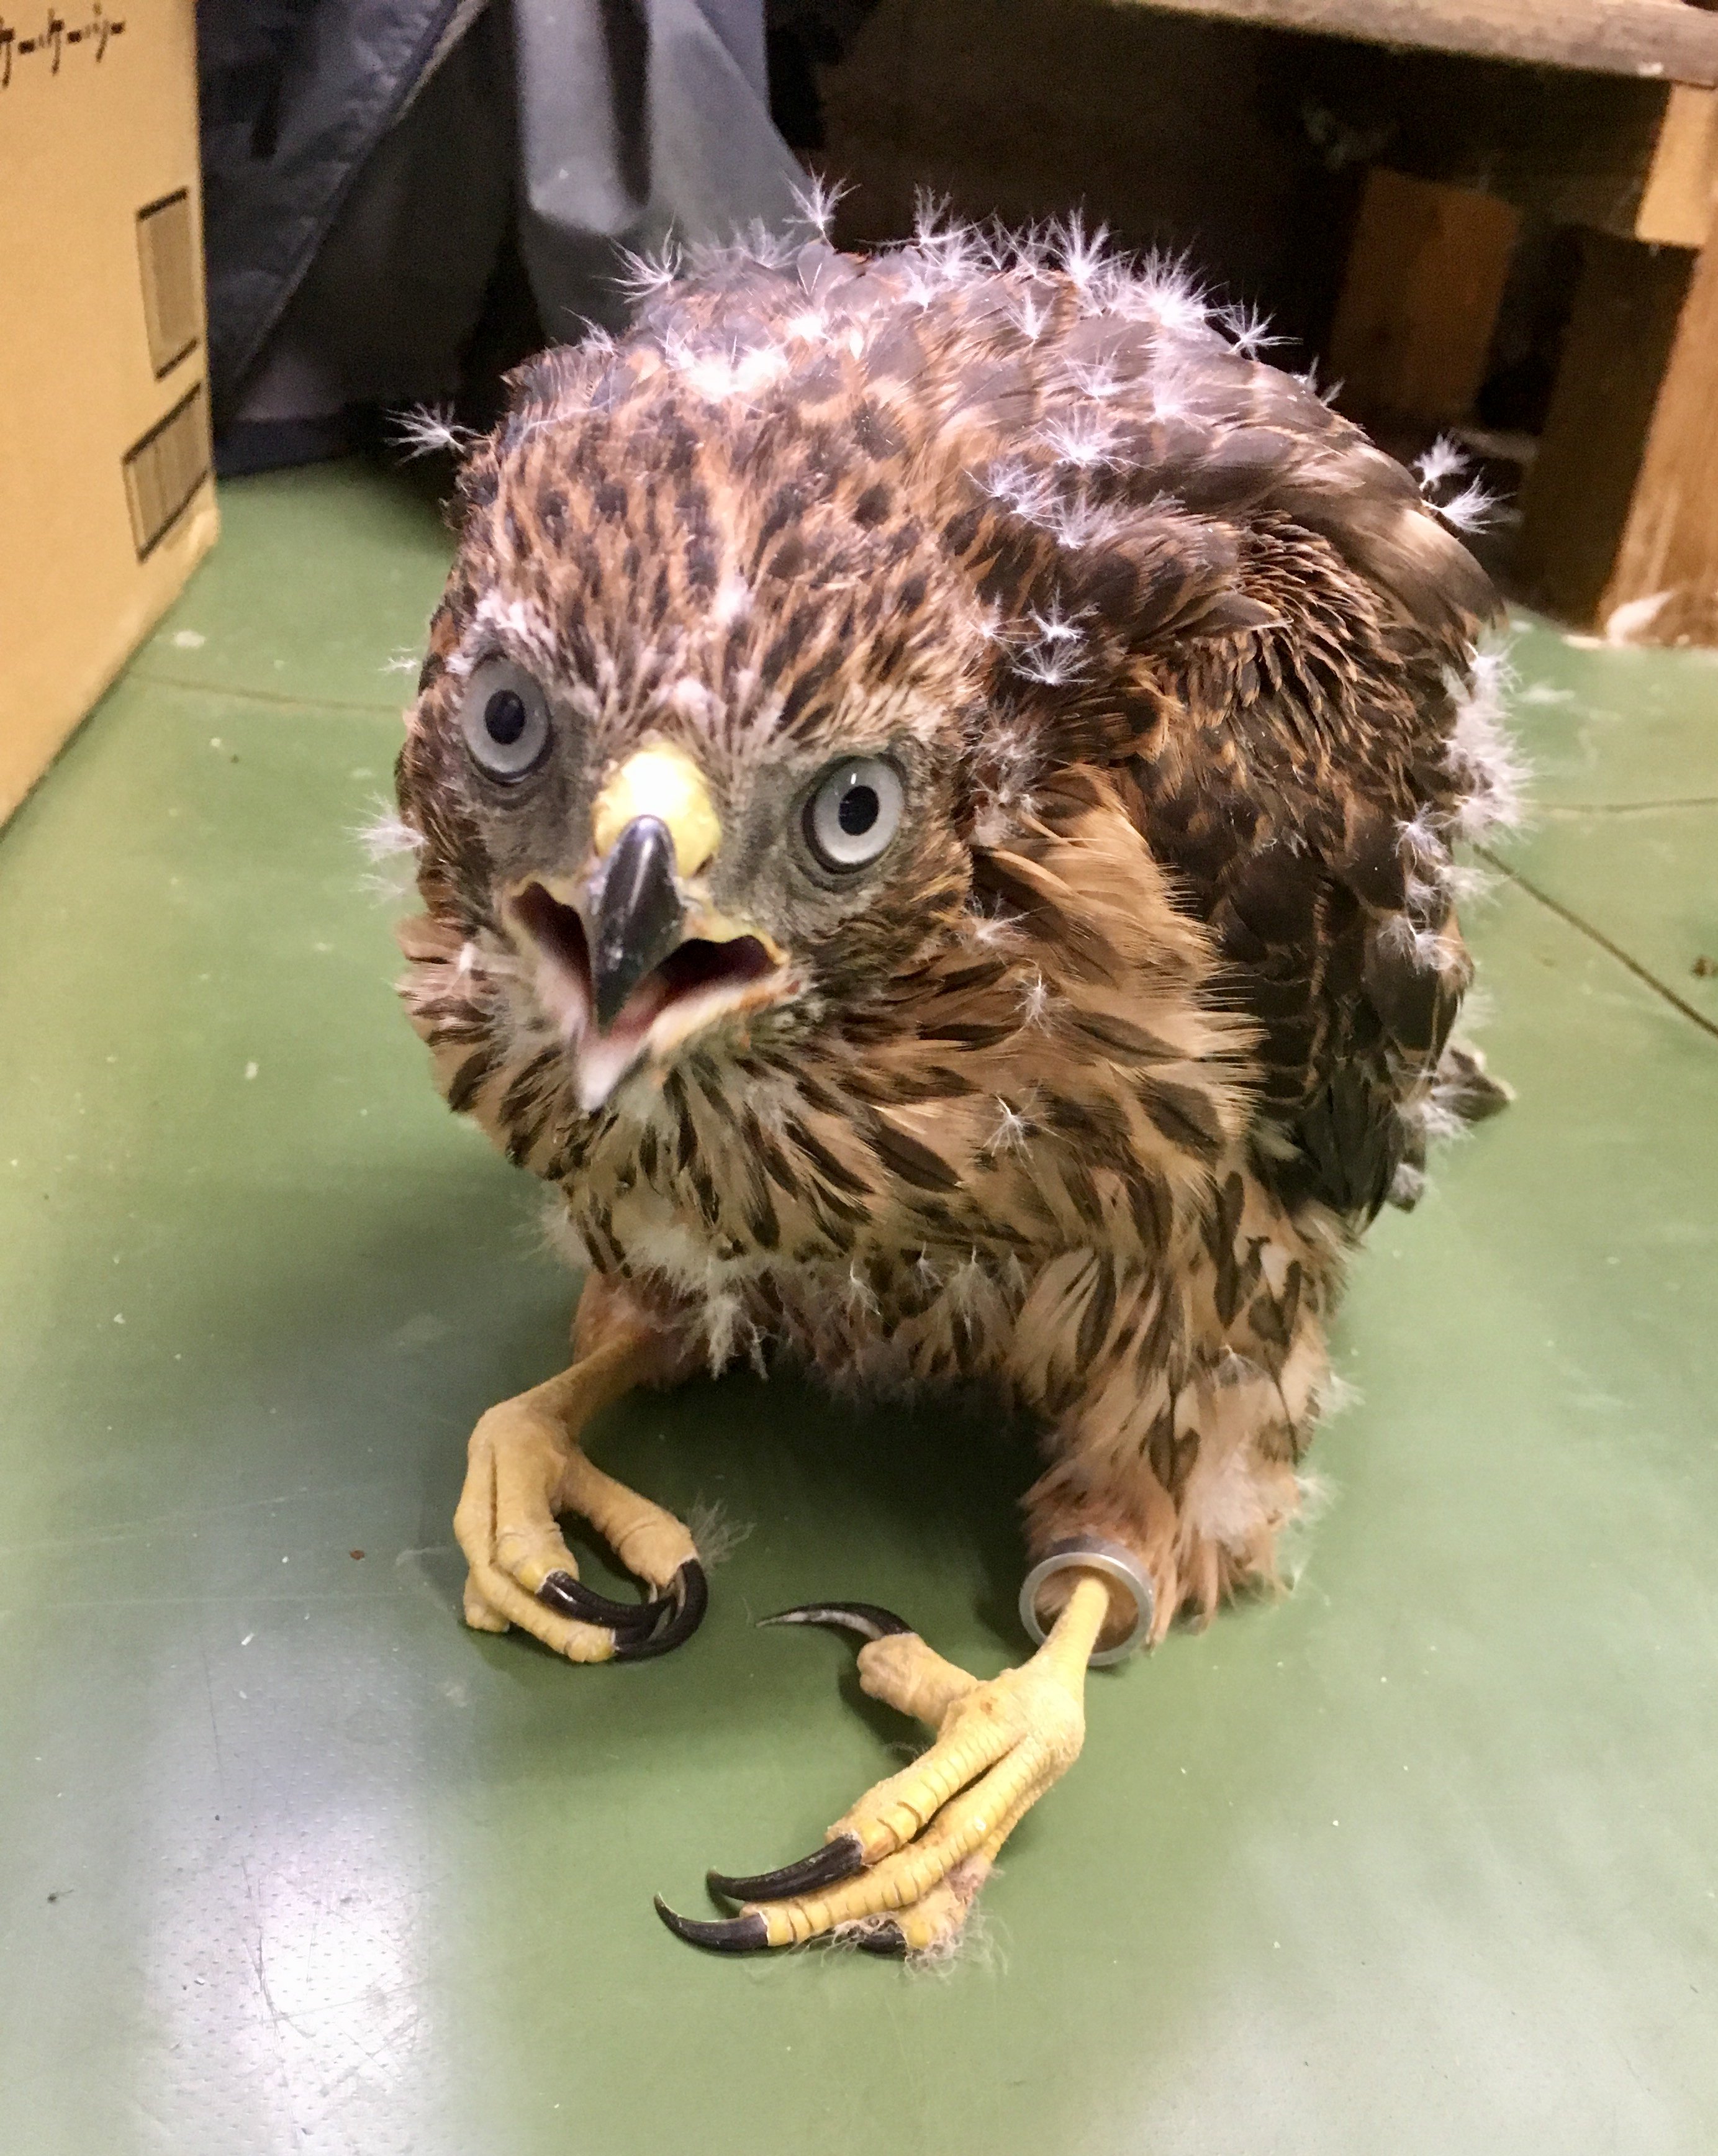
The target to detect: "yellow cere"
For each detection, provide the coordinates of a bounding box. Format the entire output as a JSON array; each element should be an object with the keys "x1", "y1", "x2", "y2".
[{"x1": 590, "y1": 743, "x2": 721, "y2": 879}]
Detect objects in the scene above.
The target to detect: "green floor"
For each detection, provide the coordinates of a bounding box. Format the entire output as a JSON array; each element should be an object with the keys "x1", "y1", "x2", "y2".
[{"x1": 2, "y1": 463, "x2": 1715, "y2": 2156}]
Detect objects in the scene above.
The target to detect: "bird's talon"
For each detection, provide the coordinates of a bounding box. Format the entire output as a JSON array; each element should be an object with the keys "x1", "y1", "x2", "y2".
[
  {"x1": 653, "y1": 1897, "x2": 771, "y2": 1954},
  {"x1": 658, "y1": 1576, "x2": 1112, "y2": 1956},
  {"x1": 612, "y1": 1559, "x2": 708, "y2": 1660},
  {"x1": 707, "y1": 1832, "x2": 866, "y2": 1903},
  {"x1": 451, "y1": 1318, "x2": 705, "y2": 1667},
  {"x1": 756, "y1": 1600, "x2": 915, "y2": 1641},
  {"x1": 852, "y1": 1921, "x2": 908, "y2": 1957},
  {"x1": 536, "y1": 1567, "x2": 671, "y2": 1633}
]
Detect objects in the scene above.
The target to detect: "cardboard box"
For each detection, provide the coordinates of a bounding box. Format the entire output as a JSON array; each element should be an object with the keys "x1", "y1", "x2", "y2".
[{"x1": 0, "y1": 0, "x2": 219, "y2": 827}]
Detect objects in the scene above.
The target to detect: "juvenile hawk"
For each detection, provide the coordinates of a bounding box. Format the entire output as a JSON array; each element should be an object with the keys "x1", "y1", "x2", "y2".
[{"x1": 391, "y1": 202, "x2": 1516, "y2": 1954}]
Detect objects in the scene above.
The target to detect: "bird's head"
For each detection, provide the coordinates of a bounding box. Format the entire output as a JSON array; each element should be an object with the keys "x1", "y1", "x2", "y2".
[{"x1": 397, "y1": 366, "x2": 984, "y2": 1120}]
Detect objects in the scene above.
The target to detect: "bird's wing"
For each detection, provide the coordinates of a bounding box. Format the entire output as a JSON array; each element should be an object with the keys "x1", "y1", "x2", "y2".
[{"x1": 810, "y1": 240, "x2": 1505, "y2": 1223}]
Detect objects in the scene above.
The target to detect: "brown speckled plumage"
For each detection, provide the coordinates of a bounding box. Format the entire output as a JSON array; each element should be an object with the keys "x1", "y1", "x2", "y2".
[{"x1": 394, "y1": 209, "x2": 1516, "y2": 1644}]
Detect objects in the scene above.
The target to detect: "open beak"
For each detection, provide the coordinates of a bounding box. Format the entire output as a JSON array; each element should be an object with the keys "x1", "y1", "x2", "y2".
[
  {"x1": 587, "y1": 813, "x2": 685, "y2": 1030},
  {"x1": 505, "y1": 745, "x2": 790, "y2": 1112}
]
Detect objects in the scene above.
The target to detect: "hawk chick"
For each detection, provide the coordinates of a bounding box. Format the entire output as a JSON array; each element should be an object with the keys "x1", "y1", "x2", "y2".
[{"x1": 392, "y1": 202, "x2": 1517, "y2": 1955}]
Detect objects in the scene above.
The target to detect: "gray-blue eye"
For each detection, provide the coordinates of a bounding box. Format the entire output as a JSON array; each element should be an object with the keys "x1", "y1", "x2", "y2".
[
  {"x1": 461, "y1": 659, "x2": 550, "y2": 781},
  {"x1": 803, "y1": 756, "x2": 905, "y2": 871}
]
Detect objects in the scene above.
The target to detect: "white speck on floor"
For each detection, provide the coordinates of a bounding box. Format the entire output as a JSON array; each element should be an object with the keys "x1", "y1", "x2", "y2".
[{"x1": 172, "y1": 629, "x2": 206, "y2": 649}]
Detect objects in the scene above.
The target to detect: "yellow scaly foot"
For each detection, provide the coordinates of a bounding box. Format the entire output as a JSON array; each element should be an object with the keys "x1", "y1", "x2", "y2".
[
  {"x1": 454, "y1": 1300, "x2": 706, "y2": 1663},
  {"x1": 655, "y1": 1574, "x2": 1114, "y2": 1954}
]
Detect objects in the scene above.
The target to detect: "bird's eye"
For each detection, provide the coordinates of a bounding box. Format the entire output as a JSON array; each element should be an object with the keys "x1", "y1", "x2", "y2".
[
  {"x1": 459, "y1": 659, "x2": 551, "y2": 782},
  {"x1": 803, "y1": 756, "x2": 905, "y2": 872}
]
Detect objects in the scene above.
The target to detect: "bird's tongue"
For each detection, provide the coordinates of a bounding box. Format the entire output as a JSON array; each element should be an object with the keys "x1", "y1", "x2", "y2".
[
  {"x1": 509, "y1": 883, "x2": 782, "y2": 1112},
  {"x1": 585, "y1": 940, "x2": 786, "y2": 1110},
  {"x1": 572, "y1": 974, "x2": 679, "y2": 1112}
]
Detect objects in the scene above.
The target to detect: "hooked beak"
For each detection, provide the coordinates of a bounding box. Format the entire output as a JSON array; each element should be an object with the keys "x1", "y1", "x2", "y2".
[
  {"x1": 589, "y1": 815, "x2": 684, "y2": 1030},
  {"x1": 504, "y1": 745, "x2": 792, "y2": 1112}
]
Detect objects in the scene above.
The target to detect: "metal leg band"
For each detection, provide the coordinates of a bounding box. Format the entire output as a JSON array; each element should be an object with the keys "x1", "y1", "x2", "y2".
[{"x1": 1018, "y1": 1536, "x2": 1155, "y2": 1666}]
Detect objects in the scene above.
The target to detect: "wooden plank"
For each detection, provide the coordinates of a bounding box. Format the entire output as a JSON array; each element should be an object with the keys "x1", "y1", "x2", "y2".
[
  {"x1": 1598, "y1": 227, "x2": 1718, "y2": 636},
  {"x1": 1326, "y1": 170, "x2": 1519, "y2": 422},
  {"x1": 820, "y1": 1, "x2": 1698, "y2": 250},
  {"x1": 1114, "y1": 1, "x2": 1718, "y2": 86},
  {"x1": 1633, "y1": 81, "x2": 1718, "y2": 240},
  {"x1": 1514, "y1": 232, "x2": 1693, "y2": 628},
  {"x1": 1286, "y1": 44, "x2": 1686, "y2": 244},
  {"x1": 1375, "y1": 65, "x2": 1672, "y2": 232}
]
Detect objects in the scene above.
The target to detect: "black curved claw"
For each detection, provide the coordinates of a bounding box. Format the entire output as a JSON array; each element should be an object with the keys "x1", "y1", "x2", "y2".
[
  {"x1": 707, "y1": 1832, "x2": 865, "y2": 1904},
  {"x1": 654, "y1": 1896, "x2": 769, "y2": 1954},
  {"x1": 757, "y1": 1600, "x2": 914, "y2": 1642},
  {"x1": 536, "y1": 1568, "x2": 670, "y2": 1636},
  {"x1": 613, "y1": 1559, "x2": 709, "y2": 1662},
  {"x1": 856, "y1": 1921, "x2": 908, "y2": 1957}
]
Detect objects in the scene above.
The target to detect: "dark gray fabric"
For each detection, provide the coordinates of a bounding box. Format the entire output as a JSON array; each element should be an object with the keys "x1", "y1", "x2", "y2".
[
  {"x1": 200, "y1": 0, "x2": 803, "y2": 439},
  {"x1": 201, "y1": 0, "x2": 466, "y2": 424},
  {"x1": 515, "y1": 0, "x2": 801, "y2": 341},
  {"x1": 227, "y1": 11, "x2": 515, "y2": 435}
]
